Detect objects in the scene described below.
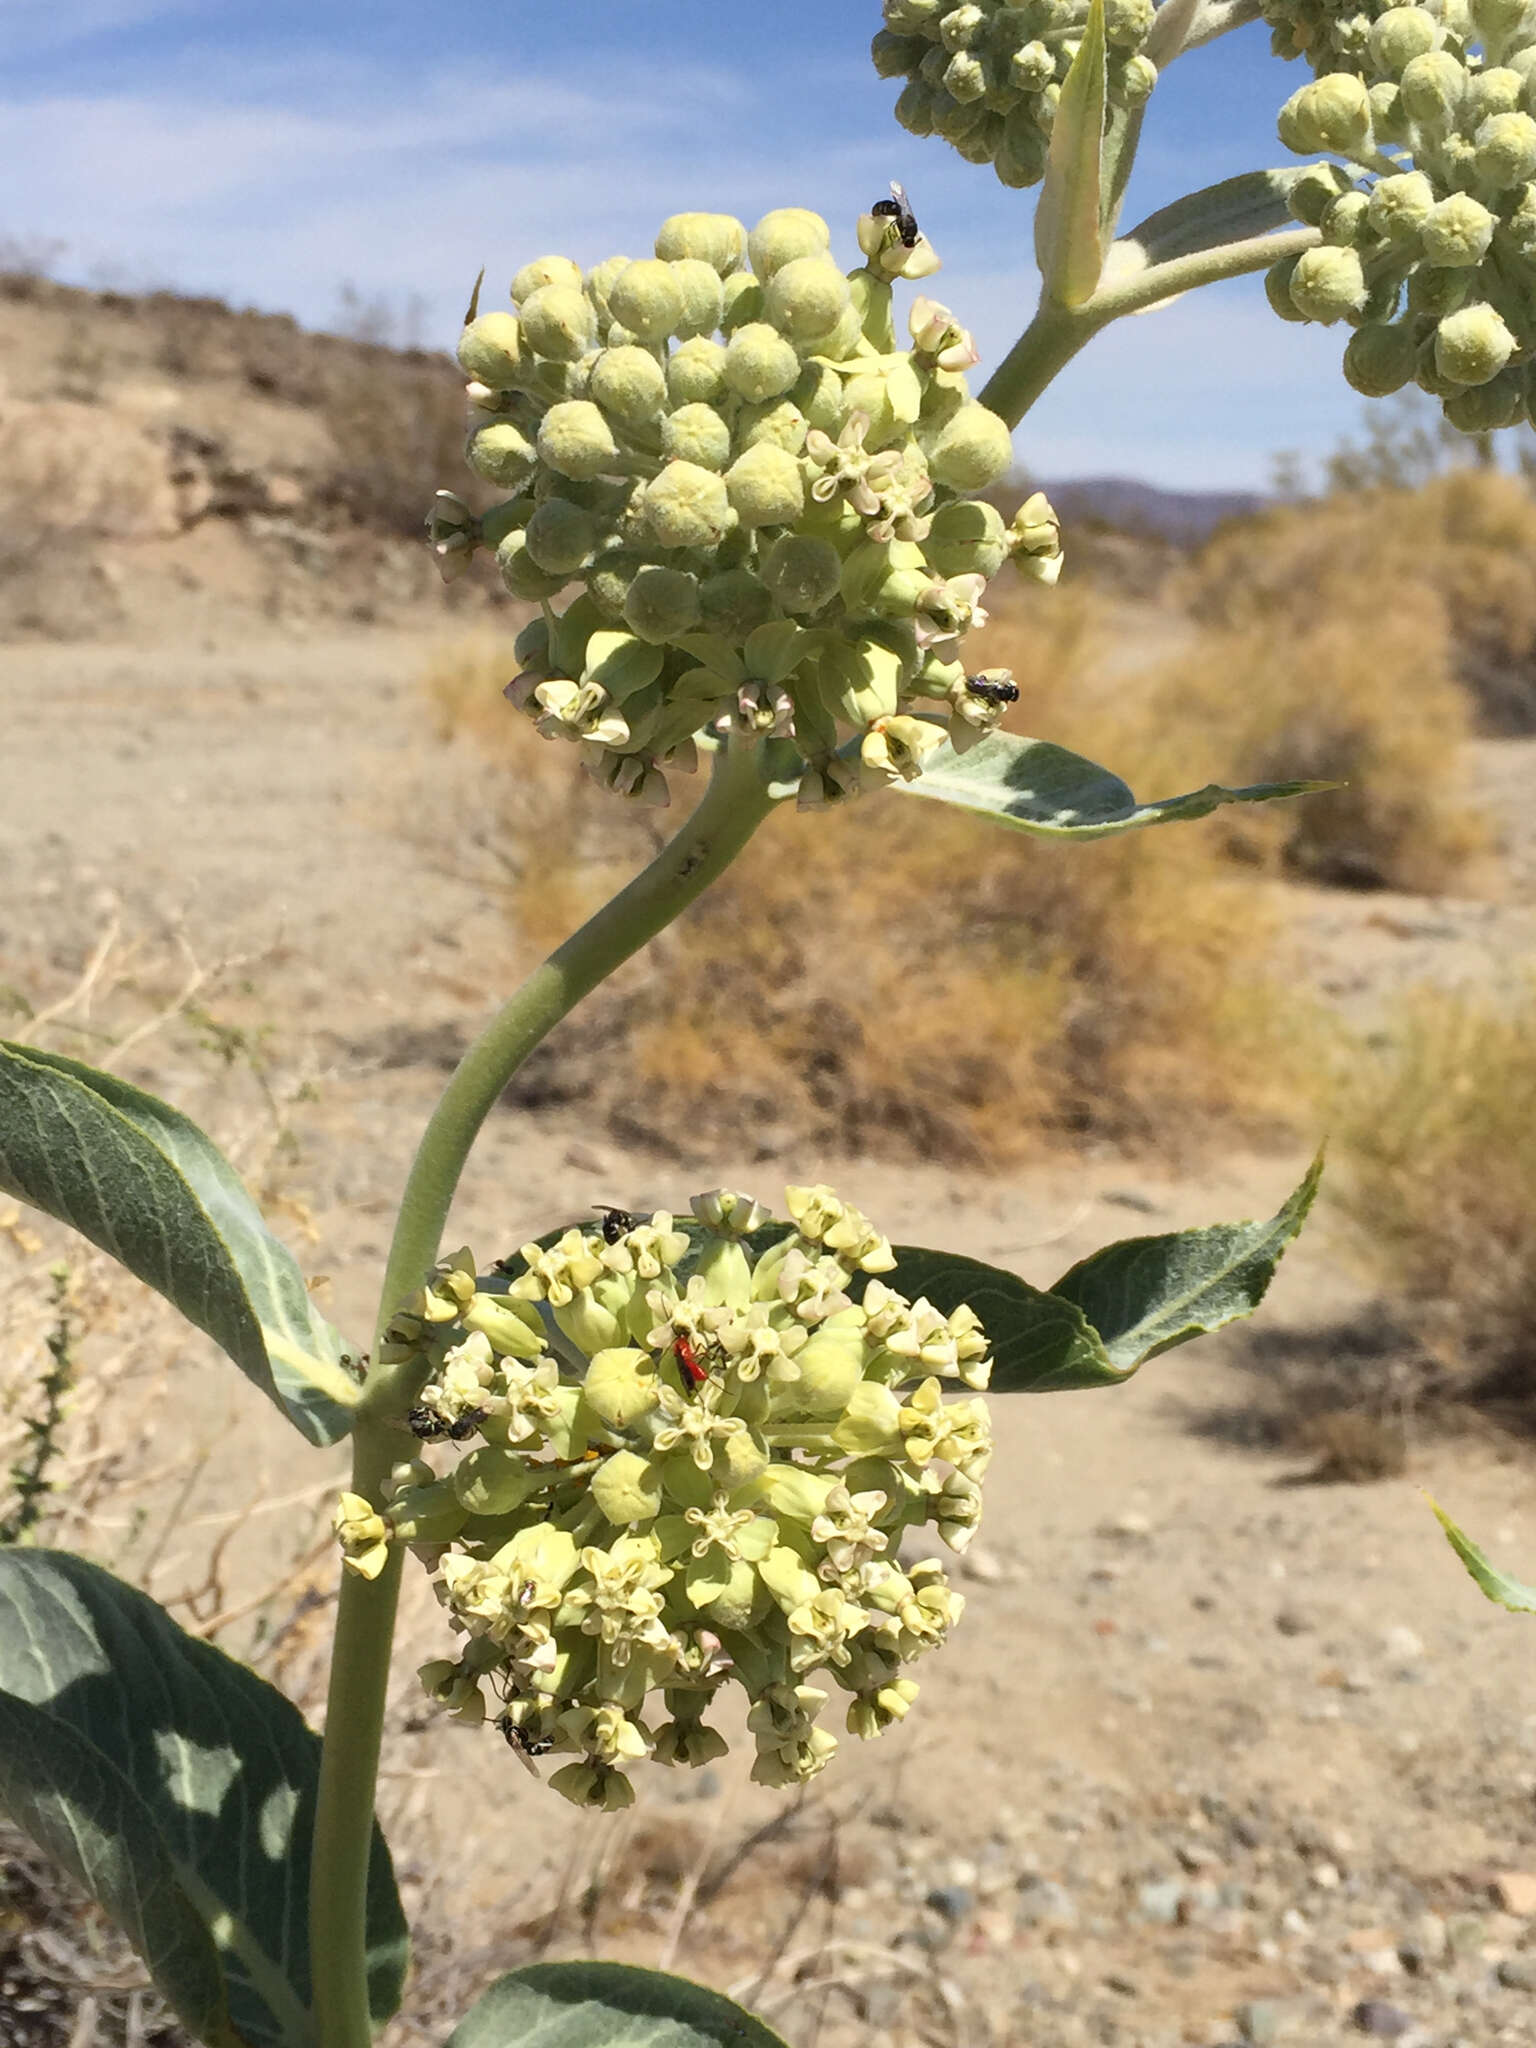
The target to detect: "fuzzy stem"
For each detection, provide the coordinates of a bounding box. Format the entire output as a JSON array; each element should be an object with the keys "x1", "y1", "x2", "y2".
[
  {"x1": 307, "y1": 735, "x2": 779, "y2": 2048},
  {"x1": 981, "y1": 223, "x2": 1322, "y2": 428}
]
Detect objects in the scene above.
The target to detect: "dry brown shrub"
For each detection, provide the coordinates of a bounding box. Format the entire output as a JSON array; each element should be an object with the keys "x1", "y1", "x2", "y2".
[
  {"x1": 421, "y1": 601, "x2": 1310, "y2": 1168},
  {"x1": 1188, "y1": 468, "x2": 1536, "y2": 738},
  {"x1": 1326, "y1": 982, "x2": 1536, "y2": 1420}
]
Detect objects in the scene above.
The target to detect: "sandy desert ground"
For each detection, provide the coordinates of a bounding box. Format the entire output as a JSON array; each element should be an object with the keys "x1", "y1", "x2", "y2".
[{"x1": 5, "y1": 605, "x2": 1536, "y2": 2048}]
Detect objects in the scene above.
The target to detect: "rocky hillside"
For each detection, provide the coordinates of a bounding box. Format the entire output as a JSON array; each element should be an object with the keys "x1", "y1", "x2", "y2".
[{"x1": 0, "y1": 274, "x2": 490, "y2": 639}]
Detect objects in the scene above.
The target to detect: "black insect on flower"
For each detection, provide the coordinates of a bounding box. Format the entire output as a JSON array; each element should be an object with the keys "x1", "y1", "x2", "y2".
[
  {"x1": 872, "y1": 179, "x2": 920, "y2": 248},
  {"x1": 966, "y1": 674, "x2": 1019, "y2": 706},
  {"x1": 407, "y1": 1405, "x2": 485, "y2": 1442},
  {"x1": 594, "y1": 1205, "x2": 640, "y2": 1245},
  {"x1": 498, "y1": 1711, "x2": 555, "y2": 1774}
]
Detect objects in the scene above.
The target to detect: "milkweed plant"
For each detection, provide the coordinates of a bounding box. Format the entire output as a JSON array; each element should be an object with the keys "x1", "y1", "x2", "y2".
[{"x1": 0, "y1": 0, "x2": 1514, "y2": 2040}]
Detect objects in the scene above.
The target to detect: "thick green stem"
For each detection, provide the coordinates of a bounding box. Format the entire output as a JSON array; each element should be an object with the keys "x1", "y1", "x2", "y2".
[
  {"x1": 307, "y1": 734, "x2": 779, "y2": 2048},
  {"x1": 982, "y1": 224, "x2": 1322, "y2": 428}
]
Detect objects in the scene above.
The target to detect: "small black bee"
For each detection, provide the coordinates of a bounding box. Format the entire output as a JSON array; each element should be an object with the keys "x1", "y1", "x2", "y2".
[
  {"x1": 594, "y1": 1204, "x2": 640, "y2": 1245},
  {"x1": 497, "y1": 1712, "x2": 555, "y2": 1773},
  {"x1": 871, "y1": 179, "x2": 920, "y2": 249},
  {"x1": 966, "y1": 674, "x2": 1020, "y2": 706},
  {"x1": 407, "y1": 1405, "x2": 485, "y2": 1443}
]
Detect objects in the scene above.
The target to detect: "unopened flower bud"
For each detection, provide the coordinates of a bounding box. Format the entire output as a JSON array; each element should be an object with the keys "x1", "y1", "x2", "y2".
[
  {"x1": 1475, "y1": 110, "x2": 1536, "y2": 185},
  {"x1": 654, "y1": 211, "x2": 748, "y2": 274},
  {"x1": 1398, "y1": 50, "x2": 1466, "y2": 127},
  {"x1": 1435, "y1": 300, "x2": 1516, "y2": 383},
  {"x1": 523, "y1": 497, "x2": 599, "y2": 576},
  {"x1": 1287, "y1": 243, "x2": 1368, "y2": 322},
  {"x1": 518, "y1": 283, "x2": 598, "y2": 362},
  {"x1": 761, "y1": 533, "x2": 842, "y2": 614},
  {"x1": 512, "y1": 255, "x2": 584, "y2": 303},
  {"x1": 497, "y1": 531, "x2": 569, "y2": 601},
  {"x1": 924, "y1": 401, "x2": 1014, "y2": 489},
  {"x1": 589, "y1": 345, "x2": 668, "y2": 423},
  {"x1": 664, "y1": 262, "x2": 723, "y2": 344},
  {"x1": 1368, "y1": 4, "x2": 1439, "y2": 71},
  {"x1": 1277, "y1": 74, "x2": 1373, "y2": 155},
  {"x1": 1466, "y1": 66, "x2": 1524, "y2": 124},
  {"x1": 644, "y1": 460, "x2": 733, "y2": 548},
  {"x1": 1321, "y1": 190, "x2": 1370, "y2": 245},
  {"x1": 582, "y1": 1347, "x2": 661, "y2": 1428},
  {"x1": 1443, "y1": 366, "x2": 1527, "y2": 429},
  {"x1": 536, "y1": 399, "x2": 620, "y2": 480},
  {"x1": 764, "y1": 255, "x2": 853, "y2": 346},
  {"x1": 724, "y1": 442, "x2": 805, "y2": 526},
  {"x1": 1367, "y1": 170, "x2": 1434, "y2": 242},
  {"x1": 624, "y1": 564, "x2": 701, "y2": 642},
  {"x1": 604, "y1": 259, "x2": 683, "y2": 344},
  {"x1": 748, "y1": 207, "x2": 832, "y2": 281},
  {"x1": 1421, "y1": 190, "x2": 1497, "y2": 265},
  {"x1": 467, "y1": 421, "x2": 537, "y2": 488},
  {"x1": 724, "y1": 322, "x2": 801, "y2": 402},
  {"x1": 1342, "y1": 319, "x2": 1420, "y2": 394},
  {"x1": 667, "y1": 336, "x2": 729, "y2": 405},
  {"x1": 1408, "y1": 264, "x2": 1472, "y2": 316},
  {"x1": 457, "y1": 312, "x2": 524, "y2": 388},
  {"x1": 925, "y1": 497, "x2": 1008, "y2": 578}
]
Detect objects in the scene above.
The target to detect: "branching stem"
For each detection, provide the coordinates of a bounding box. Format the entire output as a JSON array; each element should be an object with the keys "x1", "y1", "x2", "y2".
[{"x1": 981, "y1": 224, "x2": 1321, "y2": 427}]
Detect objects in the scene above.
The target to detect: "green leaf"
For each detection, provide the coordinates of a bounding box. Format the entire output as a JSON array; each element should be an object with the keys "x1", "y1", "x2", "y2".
[
  {"x1": 1432, "y1": 1502, "x2": 1536, "y2": 1613},
  {"x1": 1050, "y1": 1150, "x2": 1323, "y2": 1370},
  {"x1": 896, "y1": 731, "x2": 1326, "y2": 839},
  {"x1": 0, "y1": 1550, "x2": 407, "y2": 2048},
  {"x1": 448, "y1": 1962, "x2": 790, "y2": 2048},
  {"x1": 0, "y1": 1042, "x2": 358, "y2": 1444},
  {"x1": 1034, "y1": 0, "x2": 1108, "y2": 308},
  {"x1": 1116, "y1": 169, "x2": 1307, "y2": 271},
  {"x1": 876, "y1": 1157, "x2": 1320, "y2": 1392}
]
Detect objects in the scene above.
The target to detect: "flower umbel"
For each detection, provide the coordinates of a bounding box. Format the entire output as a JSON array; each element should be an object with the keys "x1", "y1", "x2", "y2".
[
  {"x1": 378, "y1": 1187, "x2": 993, "y2": 1807},
  {"x1": 430, "y1": 205, "x2": 1056, "y2": 810}
]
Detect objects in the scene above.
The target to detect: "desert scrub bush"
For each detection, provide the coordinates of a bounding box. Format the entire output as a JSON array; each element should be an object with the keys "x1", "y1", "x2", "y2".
[
  {"x1": 1189, "y1": 467, "x2": 1536, "y2": 737},
  {"x1": 419, "y1": 620, "x2": 1309, "y2": 1164},
  {"x1": 1328, "y1": 981, "x2": 1536, "y2": 1419}
]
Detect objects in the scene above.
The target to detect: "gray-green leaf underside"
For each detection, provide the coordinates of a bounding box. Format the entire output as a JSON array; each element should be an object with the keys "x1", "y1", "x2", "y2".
[
  {"x1": 0, "y1": 1550, "x2": 407, "y2": 2047},
  {"x1": 448, "y1": 1962, "x2": 790, "y2": 2048},
  {"x1": 1118, "y1": 168, "x2": 1306, "y2": 271},
  {"x1": 896, "y1": 732, "x2": 1324, "y2": 839},
  {"x1": 0, "y1": 1042, "x2": 357, "y2": 1444},
  {"x1": 879, "y1": 1154, "x2": 1320, "y2": 1390}
]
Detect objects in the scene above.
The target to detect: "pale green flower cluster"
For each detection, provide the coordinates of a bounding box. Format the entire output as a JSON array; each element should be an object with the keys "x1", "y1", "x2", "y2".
[
  {"x1": 1266, "y1": 0, "x2": 1536, "y2": 427},
  {"x1": 872, "y1": 0, "x2": 1158, "y2": 187},
  {"x1": 426, "y1": 206, "x2": 1060, "y2": 810},
  {"x1": 340, "y1": 1187, "x2": 992, "y2": 1811}
]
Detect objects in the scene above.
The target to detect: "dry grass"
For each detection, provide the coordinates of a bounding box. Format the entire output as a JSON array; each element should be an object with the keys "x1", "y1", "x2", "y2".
[
  {"x1": 1189, "y1": 467, "x2": 1536, "y2": 739},
  {"x1": 421, "y1": 593, "x2": 1313, "y2": 1170},
  {"x1": 1324, "y1": 981, "x2": 1536, "y2": 1423}
]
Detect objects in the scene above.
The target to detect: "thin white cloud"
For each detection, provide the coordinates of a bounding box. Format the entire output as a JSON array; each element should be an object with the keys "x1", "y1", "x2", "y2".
[{"x1": 0, "y1": 45, "x2": 1358, "y2": 486}]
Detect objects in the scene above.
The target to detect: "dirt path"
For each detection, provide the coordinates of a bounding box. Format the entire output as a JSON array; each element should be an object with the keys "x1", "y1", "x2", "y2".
[{"x1": 7, "y1": 628, "x2": 1536, "y2": 2046}]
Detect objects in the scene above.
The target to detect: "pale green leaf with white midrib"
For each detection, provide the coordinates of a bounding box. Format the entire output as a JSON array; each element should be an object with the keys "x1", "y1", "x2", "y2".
[
  {"x1": 0, "y1": 1041, "x2": 357, "y2": 1443},
  {"x1": 1051, "y1": 1152, "x2": 1323, "y2": 1369},
  {"x1": 895, "y1": 730, "x2": 1325, "y2": 840},
  {"x1": 0, "y1": 1551, "x2": 408, "y2": 2046}
]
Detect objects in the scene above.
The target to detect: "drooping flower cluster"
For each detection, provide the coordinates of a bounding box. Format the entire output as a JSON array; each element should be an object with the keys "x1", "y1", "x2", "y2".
[
  {"x1": 871, "y1": 0, "x2": 1158, "y2": 188},
  {"x1": 336, "y1": 1188, "x2": 993, "y2": 1811},
  {"x1": 426, "y1": 205, "x2": 1061, "y2": 809},
  {"x1": 1265, "y1": 0, "x2": 1536, "y2": 428}
]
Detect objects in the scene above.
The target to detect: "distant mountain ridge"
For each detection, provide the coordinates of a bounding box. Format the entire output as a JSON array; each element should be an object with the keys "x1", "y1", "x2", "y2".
[{"x1": 1041, "y1": 476, "x2": 1267, "y2": 545}]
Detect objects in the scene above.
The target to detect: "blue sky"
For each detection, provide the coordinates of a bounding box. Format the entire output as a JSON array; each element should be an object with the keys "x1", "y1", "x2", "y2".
[{"x1": 2, "y1": 0, "x2": 1378, "y2": 488}]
